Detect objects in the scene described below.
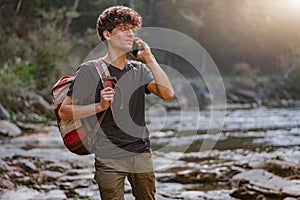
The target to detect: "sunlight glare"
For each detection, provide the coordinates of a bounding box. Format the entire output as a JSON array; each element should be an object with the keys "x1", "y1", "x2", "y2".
[{"x1": 286, "y1": 0, "x2": 300, "y2": 11}]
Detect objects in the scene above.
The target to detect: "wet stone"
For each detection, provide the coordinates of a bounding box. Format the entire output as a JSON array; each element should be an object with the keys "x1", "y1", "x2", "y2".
[
  {"x1": 1, "y1": 107, "x2": 300, "y2": 199},
  {"x1": 0, "y1": 179, "x2": 14, "y2": 189},
  {"x1": 59, "y1": 174, "x2": 94, "y2": 181},
  {"x1": 231, "y1": 187, "x2": 262, "y2": 200},
  {"x1": 0, "y1": 186, "x2": 42, "y2": 200},
  {"x1": 41, "y1": 170, "x2": 64, "y2": 181},
  {"x1": 17, "y1": 159, "x2": 37, "y2": 171},
  {"x1": 248, "y1": 159, "x2": 300, "y2": 177},
  {"x1": 0, "y1": 159, "x2": 11, "y2": 171},
  {"x1": 58, "y1": 181, "x2": 73, "y2": 189},
  {"x1": 45, "y1": 161, "x2": 71, "y2": 172},
  {"x1": 158, "y1": 168, "x2": 221, "y2": 184},
  {"x1": 232, "y1": 169, "x2": 300, "y2": 198},
  {"x1": 159, "y1": 190, "x2": 235, "y2": 200},
  {"x1": 153, "y1": 152, "x2": 188, "y2": 172},
  {"x1": 8, "y1": 171, "x2": 23, "y2": 178},
  {"x1": 0, "y1": 103, "x2": 10, "y2": 119},
  {"x1": 156, "y1": 173, "x2": 177, "y2": 182},
  {"x1": 73, "y1": 180, "x2": 91, "y2": 188},
  {"x1": 28, "y1": 92, "x2": 52, "y2": 115},
  {"x1": 43, "y1": 189, "x2": 67, "y2": 199},
  {"x1": 40, "y1": 184, "x2": 58, "y2": 191},
  {"x1": 67, "y1": 168, "x2": 94, "y2": 175},
  {"x1": 15, "y1": 176, "x2": 33, "y2": 185},
  {"x1": 0, "y1": 120, "x2": 22, "y2": 137},
  {"x1": 74, "y1": 185, "x2": 99, "y2": 199},
  {"x1": 15, "y1": 121, "x2": 41, "y2": 132}
]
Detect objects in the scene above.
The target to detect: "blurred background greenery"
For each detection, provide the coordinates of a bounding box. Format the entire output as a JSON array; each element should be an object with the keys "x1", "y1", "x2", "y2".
[{"x1": 0, "y1": 0, "x2": 300, "y2": 115}]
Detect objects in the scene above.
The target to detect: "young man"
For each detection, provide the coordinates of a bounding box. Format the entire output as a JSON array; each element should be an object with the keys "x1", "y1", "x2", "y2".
[{"x1": 59, "y1": 5, "x2": 174, "y2": 200}]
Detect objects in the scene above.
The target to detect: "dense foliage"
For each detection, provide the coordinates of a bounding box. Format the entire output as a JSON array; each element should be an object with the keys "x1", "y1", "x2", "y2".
[
  {"x1": 0, "y1": 0, "x2": 299, "y2": 111},
  {"x1": 0, "y1": 0, "x2": 142, "y2": 106}
]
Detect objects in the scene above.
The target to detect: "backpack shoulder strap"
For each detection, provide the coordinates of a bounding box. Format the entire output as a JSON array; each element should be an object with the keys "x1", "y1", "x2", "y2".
[
  {"x1": 89, "y1": 58, "x2": 111, "y2": 128},
  {"x1": 92, "y1": 58, "x2": 112, "y2": 88},
  {"x1": 92, "y1": 59, "x2": 110, "y2": 78}
]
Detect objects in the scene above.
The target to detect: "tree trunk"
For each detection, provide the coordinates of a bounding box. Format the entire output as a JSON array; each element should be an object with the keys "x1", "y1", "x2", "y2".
[
  {"x1": 64, "y1": 0, "x2": 80, "y2": 38},
  {"x1": 15, "y1": 0, "x2": 22, "y2": 14}
]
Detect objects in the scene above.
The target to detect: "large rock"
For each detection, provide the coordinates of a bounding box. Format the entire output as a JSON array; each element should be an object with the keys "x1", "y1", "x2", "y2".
[
  {"x1": 234, "y1": 89, "x2": 262, "y2": 104},
  {"x1": 248, "y1": 159, "x2": 300, "y2": 177},
  {"x1": 0, "y1": 103, "x2": 10, "y2": 119},
  {"x1": 232, "y1": 169, "x2": 300, "y2": 198},
  {"x1": 0, "y1": 186, "x2": 67, "y2": 200},
  {"x1": 159, "y1": 190, "x2": 235, "y2": 200},
  {"x1": 0, "y1": 179, "x2": 14, "y2": 189},
  {"x1": 28, "y1": 93, "x2": 52, "y2": 114},
  {"x1": 177, "y1": 79, "x2": 210, "y2": 110},
  {"x1": 0, "y1": 120, "x2": 22, "y2": 137}
]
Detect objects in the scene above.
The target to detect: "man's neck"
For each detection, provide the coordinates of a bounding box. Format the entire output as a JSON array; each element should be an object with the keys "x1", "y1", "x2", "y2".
[{"x1": 103, "y1": 51, "x2": 127, "y2": 70}]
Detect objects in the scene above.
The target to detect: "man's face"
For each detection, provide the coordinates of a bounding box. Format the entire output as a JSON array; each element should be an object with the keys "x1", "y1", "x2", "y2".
[{"x1": 108, "y1": 23, "x2": 138, "y2": 52}]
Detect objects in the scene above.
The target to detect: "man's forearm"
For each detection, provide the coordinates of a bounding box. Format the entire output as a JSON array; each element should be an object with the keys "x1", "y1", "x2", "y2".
[
  {"x1": 145, "y1": 55, "x2": 174, "y2": 99},
  {"x1": 59, "y1": 102, "x2": 105, "y2": 120}
]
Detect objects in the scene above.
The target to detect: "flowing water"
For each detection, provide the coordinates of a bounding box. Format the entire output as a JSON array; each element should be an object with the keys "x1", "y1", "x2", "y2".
[{"x1": 0, "y1": 105, "x2": 300, "y2": 199}]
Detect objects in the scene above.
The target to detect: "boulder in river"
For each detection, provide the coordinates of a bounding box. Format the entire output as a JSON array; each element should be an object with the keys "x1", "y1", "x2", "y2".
[
  {"x1": 0, "y1": 120, "x2": 22, "y2": 137},
  {"x1": 234, "y1": 89, "x2": 262, "y2": 104},
  {"x1": 232, "y1": 169, "x2": 300, "y2": 199},
  {"x1": 0, "y1": 103, "x2": 10, "y2": 120},
  {"x1": 28, "y1": 93, "x2": 52, "y2": 115}
]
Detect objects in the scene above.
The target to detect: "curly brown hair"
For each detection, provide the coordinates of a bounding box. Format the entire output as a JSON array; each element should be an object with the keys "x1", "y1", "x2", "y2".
[{"x1": 96, "y1": 6, "x2": 142, "y2": 41}]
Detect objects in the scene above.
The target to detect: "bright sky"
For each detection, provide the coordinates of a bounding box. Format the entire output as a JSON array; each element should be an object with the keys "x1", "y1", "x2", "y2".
[{"x1": 285, "y1": 0, "x2": 300, "y2": 11}]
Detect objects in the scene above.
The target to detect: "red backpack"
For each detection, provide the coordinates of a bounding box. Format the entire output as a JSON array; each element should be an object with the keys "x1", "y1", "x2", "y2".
[{"x1": 51, "y1": 59, "x2": 110, "y2": 155}]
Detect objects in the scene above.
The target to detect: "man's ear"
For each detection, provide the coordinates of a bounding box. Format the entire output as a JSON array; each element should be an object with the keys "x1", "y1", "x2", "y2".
[{"x1": 103, "y1": 30, "x2": 111, "y2": 41}]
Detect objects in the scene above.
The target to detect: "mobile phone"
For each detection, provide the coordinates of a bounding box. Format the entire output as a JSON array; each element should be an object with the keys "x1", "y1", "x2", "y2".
[
  {"x1": 131, "y1": 40, "x2": 139, "y2": 57},
  {"x1": 102, "y1": 76, "x2": 117, "y2": 88}
]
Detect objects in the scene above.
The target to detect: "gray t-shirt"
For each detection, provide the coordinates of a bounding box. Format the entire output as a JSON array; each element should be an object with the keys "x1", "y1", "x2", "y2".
[{"x1": 67, "y1": 59, "x2": 154, "y2": 158}]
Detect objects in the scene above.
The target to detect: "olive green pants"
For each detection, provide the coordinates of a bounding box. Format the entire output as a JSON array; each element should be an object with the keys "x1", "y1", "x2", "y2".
[{"x1": 94, "y1": 151, "x2": 156, "y2": 200}]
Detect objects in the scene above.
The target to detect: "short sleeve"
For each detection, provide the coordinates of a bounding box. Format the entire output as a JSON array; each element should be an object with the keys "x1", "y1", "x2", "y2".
[
  {"x1": 142, "y1": 63, "x2": 154, "y2": 84},
  {"x1": 141, "y1": 63, "x2": 154, "y2": 94},
  {"x1": 67, "y1": 63, "x2": 99, "y2": 103}
]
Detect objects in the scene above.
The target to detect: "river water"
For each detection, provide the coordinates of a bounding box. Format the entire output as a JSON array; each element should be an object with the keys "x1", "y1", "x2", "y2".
[{"x1": 0, "y1": 105, "x2": 300, "y2": 199}]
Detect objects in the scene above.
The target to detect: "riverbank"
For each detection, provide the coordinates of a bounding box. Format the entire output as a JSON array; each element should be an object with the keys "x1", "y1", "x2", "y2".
[{"x1": 0, "y1": 105, "x2": 300, "y2": 199}]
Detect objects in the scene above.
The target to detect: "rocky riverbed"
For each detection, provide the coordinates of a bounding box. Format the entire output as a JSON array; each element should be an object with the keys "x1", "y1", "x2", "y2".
[{"x1": 1, "y1": 104, "x2": 300, "y2": 200}]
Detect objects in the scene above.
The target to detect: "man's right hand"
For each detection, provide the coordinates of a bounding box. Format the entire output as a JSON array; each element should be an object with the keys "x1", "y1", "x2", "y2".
[{"x1": 100, "y1": 87, "x2": 115, "y2": 110}]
